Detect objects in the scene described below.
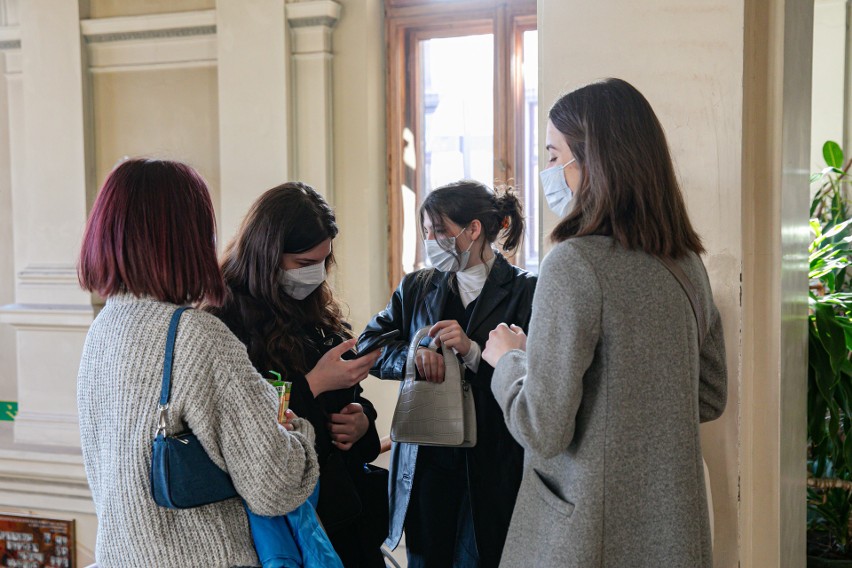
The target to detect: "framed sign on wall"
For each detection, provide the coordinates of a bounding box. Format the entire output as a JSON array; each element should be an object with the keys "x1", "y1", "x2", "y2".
[{"x1": 0, "y1": 513, "x2": 75, "y2": 568}]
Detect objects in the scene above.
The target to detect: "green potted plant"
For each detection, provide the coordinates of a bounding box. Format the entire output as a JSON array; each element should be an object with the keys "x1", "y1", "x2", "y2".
[{"x1": 807, "y1": 140, "x2": 852, "y2": 566}]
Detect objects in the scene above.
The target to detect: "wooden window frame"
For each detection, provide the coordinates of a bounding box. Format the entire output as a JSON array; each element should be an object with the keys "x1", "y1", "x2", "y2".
[{"x1": 385, "y1": 0, "x2": 536, "y2": 290}]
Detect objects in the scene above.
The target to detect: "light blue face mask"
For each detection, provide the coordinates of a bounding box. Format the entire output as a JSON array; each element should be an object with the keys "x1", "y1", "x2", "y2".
[
  {"x1": 540, "y1": 158, "x2": 576, "y2": 217},
  {"x1": 424, "y1": 226, "x2": 472, "y2": 272}
]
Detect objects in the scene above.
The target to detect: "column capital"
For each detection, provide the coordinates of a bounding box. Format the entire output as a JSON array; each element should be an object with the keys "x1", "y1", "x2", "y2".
[
  {"x1": 286, "y1": 0, "x2": 341, "y2": 28},
  {"x1": 286, "y1": 0, "x2": 341, "y2": 54}
]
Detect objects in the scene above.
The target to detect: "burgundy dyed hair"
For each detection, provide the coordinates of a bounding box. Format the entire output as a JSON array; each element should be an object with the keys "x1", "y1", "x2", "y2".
[{"x1": 78, "y1": 158, "x2": 226, "y2": 306}]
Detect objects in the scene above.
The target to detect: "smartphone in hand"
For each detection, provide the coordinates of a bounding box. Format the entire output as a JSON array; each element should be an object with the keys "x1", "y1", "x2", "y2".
[{"x1": 342, "y1": 329, "x2": 400, "y2": 360}]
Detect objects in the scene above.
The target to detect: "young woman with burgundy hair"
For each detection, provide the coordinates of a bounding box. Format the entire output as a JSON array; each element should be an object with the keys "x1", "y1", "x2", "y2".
[{"x1": 77, "y1": 158, "x2": 319, "y2": 568}]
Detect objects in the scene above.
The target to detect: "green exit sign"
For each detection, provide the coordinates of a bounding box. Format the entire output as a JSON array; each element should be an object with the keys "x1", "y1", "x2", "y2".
[{"x1": 0, "y1": 401, "x2": 18, "y2": 421}]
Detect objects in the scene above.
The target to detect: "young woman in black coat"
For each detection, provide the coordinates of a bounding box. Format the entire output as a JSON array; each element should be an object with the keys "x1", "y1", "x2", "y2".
[
  {"x1": 360, "y1": 181, "x2": 537, "y2": 568},
  {"x1": 208, "y1": 182, "x2": 387, "y2": 568}
]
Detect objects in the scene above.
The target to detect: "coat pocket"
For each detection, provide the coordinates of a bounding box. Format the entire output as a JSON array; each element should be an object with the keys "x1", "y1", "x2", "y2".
[{"x1": 531, "y1": 469, "x2": 575, "y2": 518}]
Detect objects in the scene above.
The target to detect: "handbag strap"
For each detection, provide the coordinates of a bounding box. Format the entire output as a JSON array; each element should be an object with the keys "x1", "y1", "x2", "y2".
[
  {"x1": 403, "y1": 326, "x2": 463, "y2": 387},
  {"x1": 157, "y1": 307, "x2": 190, "y2": 436},
  {"x1": 404, "y1": 327, "x2": 433, "y2": 383},
  {"x1": 656, "y1": 256, "x2": 707, "y2": 348}
]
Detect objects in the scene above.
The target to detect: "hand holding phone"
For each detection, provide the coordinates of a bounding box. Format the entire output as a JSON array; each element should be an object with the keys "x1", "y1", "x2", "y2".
[
  {"x1": 343, "y1": 329, "x2": 401, "y2": 360},
  {"x1": 306, "y1": 339, "x2": 382, "y2": 396}
]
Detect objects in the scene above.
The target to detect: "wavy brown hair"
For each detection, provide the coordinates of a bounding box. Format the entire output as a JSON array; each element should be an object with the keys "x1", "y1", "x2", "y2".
[
  {"x1": 206, "y1": 182, "x2": 348, "y2": 375},
  {"x1": 549, "y1": 78, "x2": 704, "y2": 259}
]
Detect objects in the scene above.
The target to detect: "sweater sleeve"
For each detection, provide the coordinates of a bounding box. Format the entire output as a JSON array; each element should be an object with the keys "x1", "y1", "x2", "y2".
[
  {"x1": 491, "y1": 243, "x2": 602, "y2": 459},
  {"x1": 181, "y1": 314, "x2": 320, "y2": 517}
]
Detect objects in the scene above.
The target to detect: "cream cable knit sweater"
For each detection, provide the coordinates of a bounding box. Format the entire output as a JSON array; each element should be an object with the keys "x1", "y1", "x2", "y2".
[{"x1": 77, "y1": 295, "x2": 320, "y2": 568}]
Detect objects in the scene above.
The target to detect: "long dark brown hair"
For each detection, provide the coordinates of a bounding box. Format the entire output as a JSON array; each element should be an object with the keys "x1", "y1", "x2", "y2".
[
  {"x1": 419, "y1": 180, "x2": 525, "y2": 267},
  {"x1": 208, "y1": 182, "x2": 348, "y2": 375},
  {"x1": 549, "y1": 78, "x2": 704, "y2": 259}
]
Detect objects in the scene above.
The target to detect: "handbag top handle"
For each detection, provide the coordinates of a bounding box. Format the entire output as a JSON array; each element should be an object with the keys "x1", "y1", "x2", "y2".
[
  {"x1": 656, "y1": 256, "x2": 707, "y2": 347},
  {"x1": 404, "y1": 326, "x2": 462, "y2": 386},
  {"x1": 157, "y1": 306, "x2": 190, "y2": 436}
]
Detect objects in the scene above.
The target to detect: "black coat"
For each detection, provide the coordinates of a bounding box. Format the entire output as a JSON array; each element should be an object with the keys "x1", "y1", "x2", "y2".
[
  {"x1": 359, "y1": 253, "x2": 536, "y2": 568},
  {"x1": 213, "y1": 298, "x2": 387, "y2": 567}
]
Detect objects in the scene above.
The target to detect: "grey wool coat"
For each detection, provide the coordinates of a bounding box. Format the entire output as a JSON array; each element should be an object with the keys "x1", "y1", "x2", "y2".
[{"x1": 491, "y1": 236, "x2": 727, "y2": 568}]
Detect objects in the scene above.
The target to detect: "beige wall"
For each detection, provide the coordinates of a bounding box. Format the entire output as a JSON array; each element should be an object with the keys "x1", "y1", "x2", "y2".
[
  {"x1": 811, "y1": 0, "x2": 848, "y2": 170},
  {"x1": 92, "y1": 67, "x2": 221, "y2": 217}
]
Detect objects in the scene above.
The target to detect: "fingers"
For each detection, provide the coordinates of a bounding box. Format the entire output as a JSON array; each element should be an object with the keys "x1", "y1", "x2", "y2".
[
  {"x1": 340, "y1": 402, "x2": 363, "y2": 415},
  {"x1": 429, "y1": 320, "x2": 455, "y2": 337},
  {"x1": 416, "y1": 351, "x2": 427, "y2": 379},
  {"x1": 331, "y1": 439, "x2": 354, "y2": 451},
  {"x1": 509, "y1": 324, "x2": 523, "y2": 333},
  {"x1": 425, "y1": 353, "x2": 445, "y2": 383},
  {"x1": 329, "y1": 338, "x2": 358, "y2": 358}
]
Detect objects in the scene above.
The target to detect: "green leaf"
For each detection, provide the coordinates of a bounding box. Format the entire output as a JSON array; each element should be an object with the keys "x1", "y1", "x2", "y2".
[
  {"x1": 813, "y1": 218, "x2": 852, "y2": 248},
  {"x1": 824, "y1": 140, "x2": 844, "y2": 169},
  {"x1": 816, "y1": 303, "x2": 848, "y2": 375}
]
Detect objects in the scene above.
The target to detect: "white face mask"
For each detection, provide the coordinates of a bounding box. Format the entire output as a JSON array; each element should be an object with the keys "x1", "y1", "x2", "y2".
[
  {"x1": 278, "y1": 262, "x2": 327, "y2": 300},
  {"x1": 424, "y1": 226, "x2": 473, "y2": 272},
  {"x1": 541, "y1": 158, "x2": 576, "y2": 217}
]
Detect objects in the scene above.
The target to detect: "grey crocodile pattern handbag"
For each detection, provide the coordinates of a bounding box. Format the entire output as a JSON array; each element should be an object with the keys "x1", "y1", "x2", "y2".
[{"x1": 390, "y1": 326, "x2": 477, "y2": 447}]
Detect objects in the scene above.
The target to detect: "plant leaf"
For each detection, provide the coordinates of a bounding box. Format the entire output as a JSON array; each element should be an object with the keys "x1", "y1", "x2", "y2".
[{"x1": 824, "y1": 140, "x2": 844, "y2": 169}]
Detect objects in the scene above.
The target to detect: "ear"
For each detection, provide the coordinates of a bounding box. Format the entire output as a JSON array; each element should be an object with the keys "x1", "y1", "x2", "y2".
[{"x1": 468, "y1": 219, "x2": 483, "y2": 242}]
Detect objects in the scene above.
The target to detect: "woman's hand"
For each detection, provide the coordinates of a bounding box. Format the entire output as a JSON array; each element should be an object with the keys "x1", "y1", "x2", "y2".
[
  {"x1": 429, "y1": 320, "x2": 472, "y2": 356},
  {"x1": 415, "y1": 347, "x2": 445, "y2": 383},
  {"x1": 327, "y1": 403, "x2": 369, "y2": 451},
  {"x1": 305, "y1": 339, "x2": 382, "y2": 397},
  {"x1": 281, "y1": 409, "x2": 297, "y2": 431},
  {"x1": 482, "y1": 323, "x2": 527, "y2": 367}
]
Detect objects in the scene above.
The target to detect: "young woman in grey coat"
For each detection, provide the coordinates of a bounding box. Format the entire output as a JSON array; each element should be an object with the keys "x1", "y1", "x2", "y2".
[{"x1": 482, "y1": 78, "x2": 727, "y2": 568}]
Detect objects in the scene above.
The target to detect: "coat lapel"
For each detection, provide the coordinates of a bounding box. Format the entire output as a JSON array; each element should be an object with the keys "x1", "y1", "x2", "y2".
[
  {"x1": 424, "y1": 270, "x2": 450, "y2": 326},
  {"x1": 465, "y1": 255, "x2": 513, "y2": 337}
]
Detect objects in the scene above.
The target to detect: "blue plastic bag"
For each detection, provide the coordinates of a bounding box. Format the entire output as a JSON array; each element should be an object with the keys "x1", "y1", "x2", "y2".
[{"x1": 245, "y1": 482, "x2": 344, "y2": 568}]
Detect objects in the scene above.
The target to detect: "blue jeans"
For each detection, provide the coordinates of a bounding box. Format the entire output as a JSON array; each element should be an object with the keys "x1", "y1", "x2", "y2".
[{"x1": 404, "y1": 447, "x2": 480, "y2": 568}]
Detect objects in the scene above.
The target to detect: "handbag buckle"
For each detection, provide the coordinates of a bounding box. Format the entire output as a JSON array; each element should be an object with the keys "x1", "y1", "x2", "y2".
[{"x1": 157, "y1": 404, "x2": 169, "y2": 437}]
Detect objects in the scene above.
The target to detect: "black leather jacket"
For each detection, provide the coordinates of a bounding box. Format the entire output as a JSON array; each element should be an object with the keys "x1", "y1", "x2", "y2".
[{"x1": 359, "y1": 253, "x2": 536, "y2": 568}]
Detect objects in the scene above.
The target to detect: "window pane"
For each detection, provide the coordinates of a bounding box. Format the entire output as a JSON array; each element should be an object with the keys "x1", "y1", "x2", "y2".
[
  {"x1": 422, "y1": 34, "x2": 494, "y2": 190},
  {"x1": 407, "y1": 33, "x2": 494, "y2": 269},
  {"x1": 521, "y1": 29, "x2": 539, "y2": 272}
]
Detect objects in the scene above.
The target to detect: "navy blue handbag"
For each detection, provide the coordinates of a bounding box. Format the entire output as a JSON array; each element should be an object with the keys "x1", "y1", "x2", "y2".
[{"x1": 150, "y1": 307, "x2": 238, "y2": 509}]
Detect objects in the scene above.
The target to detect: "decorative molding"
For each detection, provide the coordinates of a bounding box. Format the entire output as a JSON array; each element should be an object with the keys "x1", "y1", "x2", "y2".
[
  {"x1": 288, "y1": 16, "x2": 338, "y2": 28},
  {"x1": 86, "y1": 25, "x2": 215, "y2": 44},
  {"x1": 10, "y1": 412, "x2": 82, "y2": 449},
  {"x1": 80, "y1": 9, "x2": 216, "y2": 40},
  {"x1": 0, "y1": 0, "x2": 19, "y2": 28},
  {"x1": 0, "y1": 303, "x2": 95, "y2": 330},
  {"x1": 17, "y1": 264, "x2": 79, "y2": 286},
  {"x1": 0, "y1": 424, "x2": 92, "y2": 515},
  {"x1": 80, "y1": 11, "x2": 217, "y2": 72},
  {"x1": 0, "y1": 24, "x2": 19, "y2": 51},
  {"x1": 286, "y1": 1, "x2": 341, "y2": 28},
  {"x1": 87, "y1": 35, "x2": 217, "y2": 73}
]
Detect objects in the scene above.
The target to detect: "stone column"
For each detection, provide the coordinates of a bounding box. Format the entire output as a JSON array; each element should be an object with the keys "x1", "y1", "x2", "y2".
[
  {"x1": 286, "y1": 0, "x2": 341, "y2": 202},
  {"x1": 0, "y1": 0, "x2": 94, "y2": 447},
  {"x1": 216, "y1": 0, "x2": 292, "y2": 242}
]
